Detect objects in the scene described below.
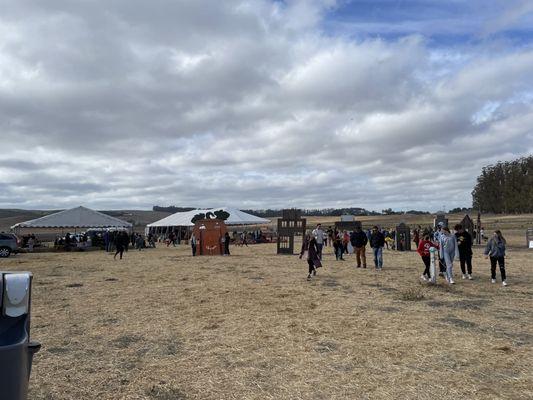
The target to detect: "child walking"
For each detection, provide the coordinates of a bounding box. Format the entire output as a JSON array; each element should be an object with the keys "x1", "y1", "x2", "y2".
[{"x1": 417, "y1": 234, "x2": 436, "y2": 281}]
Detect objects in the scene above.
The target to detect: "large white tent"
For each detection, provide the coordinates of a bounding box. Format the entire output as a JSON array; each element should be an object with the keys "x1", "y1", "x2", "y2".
[
  {"x1": 11, "y1": 206, "x2": 132, "y2": 231},
  {"x1": 146, "y1": 207, "x2": 270, "y2": 230}
]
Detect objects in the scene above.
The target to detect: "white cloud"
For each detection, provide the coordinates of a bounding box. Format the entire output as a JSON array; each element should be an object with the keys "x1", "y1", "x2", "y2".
[
  {"x1": 0, "y1": 0, "x2": 531, "y2": 211},
  {"x1": 481, "y1": 0, "x2": 533, "y2": 37}
]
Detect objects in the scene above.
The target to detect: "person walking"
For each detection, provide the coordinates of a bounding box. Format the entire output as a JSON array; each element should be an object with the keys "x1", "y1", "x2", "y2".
[
  {"x1": 224, "y1": 232, "x2": 231, "y2": 255},
  {"x1": 312, "y1": 224, "x2": 325, "y2": 260},
  {"x1": 147, "y1": 232, "x2": 156, "y2": 248},
  {"x1": 439, "y1": 227, "x2": 458, "y2": 284},
  {"x1": 413, "y1": 228, "x2": 420, "y2": 249},
  {"x1": 342, "y1": 230, "x2": 350, "y2": 255},
  {"x1": 123, "y1": 231, "x2": 129, "y2": 252},
  {"x1": 327, "y1": 227, "x2": 334, "y2": 248},
  {"x1": 369, "y1": 226, "x2": 385, "y2": 270},
  {"x1": 484, "y1": 230, "x2": 507, "y2": 286},
  {"x1": 27, "y1": 235, "x2": 35, "y2": 252},
  {"x1": 417, "y1": 234, "x2": 437, "y2": 281},
  {"x1": 455, "y1": 224, "x2": 473, "y2": 280},
  {"x1": 333, "y1": 230, "x2": 344, "y2": 260},
  {"x1": 135, "y1": 234, "x2": 144, "y2": 251},
  {"x1": 190, "y1": 233, "x2": 197, "y2": 256},
  {"x1": 350, "y1": 226, "x2": 368, "y2": 268},
  {"x1": 64, "y1": 232, "x2": 72, "y2": 251},
  {"x1": 103, "y1": 230, "x2": 110, "y2": 252},
  {"x1": 114, "y1": 232, "x2": 127, "y2": 260},
  {"x1": 434, "y1": 223, "x2": 446, "y2": 276},
  {"x1": 300, "y1": 234, "x2": 322, "y2": 280},
  {"x1": 241, "y1": 231, "x2": 249, "y2": 247},
  {"x1": 167, "y1": 232, "x2": 175, "y2": 247}
]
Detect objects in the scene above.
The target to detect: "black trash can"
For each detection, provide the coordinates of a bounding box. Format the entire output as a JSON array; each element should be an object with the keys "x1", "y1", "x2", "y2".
[{"x1": 0, "y1": 272, "x2": 41, "y2": 400}]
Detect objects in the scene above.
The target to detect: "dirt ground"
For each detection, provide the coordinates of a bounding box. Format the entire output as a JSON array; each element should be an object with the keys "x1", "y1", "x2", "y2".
[{"x1": 1, "y1": 227, "x2": 531, "y2": 400}]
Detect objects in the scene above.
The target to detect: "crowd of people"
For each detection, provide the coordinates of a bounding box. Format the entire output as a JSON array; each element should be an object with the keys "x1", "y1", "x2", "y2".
[
  {"x1": 18, "y1": 220, "x2": 509, "y2": 286},
  {"x1": 300, "y1": 222, "x2": 508, "y2": 286},
  {"x1": 101, "y1": 230, "x2": 156, "y2": 259},
  {"x1": 54, "y1": 232, "x2": 90, "y2": 249}
]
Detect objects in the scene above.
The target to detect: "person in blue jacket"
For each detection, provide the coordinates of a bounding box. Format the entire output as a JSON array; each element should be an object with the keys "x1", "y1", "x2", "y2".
[
  {"x1": 484, "y1": 230, "x2": 507, "y2": 286},
  {"x1": 369, "y1": 226, "x2": 385, "y2": 270}
]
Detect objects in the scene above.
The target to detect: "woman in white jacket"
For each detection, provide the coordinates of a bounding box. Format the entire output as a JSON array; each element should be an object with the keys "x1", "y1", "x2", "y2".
[{"x1": 439, "y1": 227, "x2": 458, "y2": 284}]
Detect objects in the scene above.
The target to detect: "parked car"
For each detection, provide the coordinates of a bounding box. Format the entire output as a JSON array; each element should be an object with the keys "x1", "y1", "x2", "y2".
[{"x1": 0, "y1": 233, "x2": 20, "y2": 257}]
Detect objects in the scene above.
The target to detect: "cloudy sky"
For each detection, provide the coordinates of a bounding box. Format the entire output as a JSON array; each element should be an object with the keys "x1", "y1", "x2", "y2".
[{"x1": 1, "y1": 0, "x2": 532, "y2": 211}]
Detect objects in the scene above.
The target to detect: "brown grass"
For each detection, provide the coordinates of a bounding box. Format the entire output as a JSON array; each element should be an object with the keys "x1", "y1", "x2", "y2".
[{"x1": 1, "y1": 229, "x2": 532, "y2": 399}]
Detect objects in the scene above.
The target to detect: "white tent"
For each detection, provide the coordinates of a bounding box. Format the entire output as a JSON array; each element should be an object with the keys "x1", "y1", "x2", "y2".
[
  {"x1": 146, "y1": 207, "x2": 270, "y2": 229},
  {"x1": 11, "y1": 206, "x2": 132, "y2": 230}
]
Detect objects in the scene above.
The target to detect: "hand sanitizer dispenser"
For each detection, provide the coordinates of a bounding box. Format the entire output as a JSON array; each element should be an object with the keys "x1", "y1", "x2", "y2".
[{"x1": 0, "y1": 272, "x2": 41, "y2": 400}]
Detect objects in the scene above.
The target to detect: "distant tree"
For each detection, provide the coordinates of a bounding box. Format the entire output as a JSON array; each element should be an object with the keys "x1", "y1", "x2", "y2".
[
  {"x1": 472, "y1": 155, "x2": 533, "y2": 213},
  {"x1": 405, "y1": 210, "x2": 431, "y2": 215},
  {"x1": 241, "y1": 207, "x2": 377, "y2": 217},
  {"x1": 448, "y1": 207, "x2": 471, "y2": 214}
]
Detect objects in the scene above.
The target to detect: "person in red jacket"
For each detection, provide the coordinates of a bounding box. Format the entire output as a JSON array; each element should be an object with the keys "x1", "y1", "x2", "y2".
[{"x1": 417, "y1": 234, "x2": 438, "y2": 281}]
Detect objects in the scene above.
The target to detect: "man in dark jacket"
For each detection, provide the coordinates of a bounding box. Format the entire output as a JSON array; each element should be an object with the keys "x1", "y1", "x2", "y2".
[
  {"x1": 370, "y1": 226, "x2": 385, "y2": 270},
  {"x1": 454, "y1": 224, "x2": 473, "y2": 279},
  {"x1": 350, "y1": 226, "x2": 368, "y2": 268}
]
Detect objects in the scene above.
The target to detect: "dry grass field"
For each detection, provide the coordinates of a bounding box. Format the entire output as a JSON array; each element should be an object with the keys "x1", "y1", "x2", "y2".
[{"x1": 1, "y1": 226, "x2": 532, "y2": 399}]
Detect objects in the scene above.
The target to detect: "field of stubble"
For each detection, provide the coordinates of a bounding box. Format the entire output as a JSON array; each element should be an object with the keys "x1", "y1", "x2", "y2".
[{"x1": 2, "y1": 235, "x2": 532, "y2": 400}]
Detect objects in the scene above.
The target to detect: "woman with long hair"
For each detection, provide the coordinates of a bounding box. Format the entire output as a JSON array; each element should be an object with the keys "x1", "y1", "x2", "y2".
[
  {"x1": 417, "y1": 234, "x2": 436, "y2": 281},
  {"x1": 300, "y1": 234, "x2": 322, "y2": 280},
  {"x1": 484, "y1": 230, "x2": 507, "y2": 286}
]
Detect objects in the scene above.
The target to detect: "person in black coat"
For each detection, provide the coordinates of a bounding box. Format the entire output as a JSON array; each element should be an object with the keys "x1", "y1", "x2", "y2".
[
  {"x1": 455, "y1": 224, "x2": 473, "y2": 279},
  {"x1": 64, "y1": 233, "x2": 71, "y2": 251},
  {"x1": 224, "y1": 232, "x2": 231, "y2": 255},
  {"x1": 369, "y1": 226, "x2": 385, "y2": 270},
  {"x1": 114, "y1": 231, "x2": 128, "y2": 260},
  {"x1": 350, "y1": 226, "x2": 368, "y2": 268},
  {"x1": 300, "y1": 234, "x2": 322, "y2": 279}
]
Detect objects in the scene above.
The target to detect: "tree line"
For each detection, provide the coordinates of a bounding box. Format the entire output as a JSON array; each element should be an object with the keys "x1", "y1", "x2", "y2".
[
  {"x1": 241, "y1": 208, "x2": 381, "y2": 218},
  {"x1": 472, "y1": 155, "x2": 533, "y2": 214},
  {"x1": 152, "y1": 206, "x2": 435, "y2": 218}
]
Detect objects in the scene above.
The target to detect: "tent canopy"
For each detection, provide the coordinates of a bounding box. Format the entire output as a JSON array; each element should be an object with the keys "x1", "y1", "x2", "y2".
[
  {"x1": 11, "y1": 206, "x2": 132, "y2": 229},
  {"x1": 147, "y1": 207, "x2": 270, "y2": 228}
]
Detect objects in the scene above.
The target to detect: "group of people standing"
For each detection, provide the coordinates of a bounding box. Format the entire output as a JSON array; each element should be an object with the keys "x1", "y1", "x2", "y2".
[
  {"x1": 103, "y1": 230, "x2": 153, "y2": 259},
  {"x1": 300, "y1": 222, "x2": 509, "y2": 286},
  {"x1": 420, "y1": 223, "x2": 508, "y2": 286},
  {"x1": 301, "y1": 224, "x2": 386, "y2": 279}
]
